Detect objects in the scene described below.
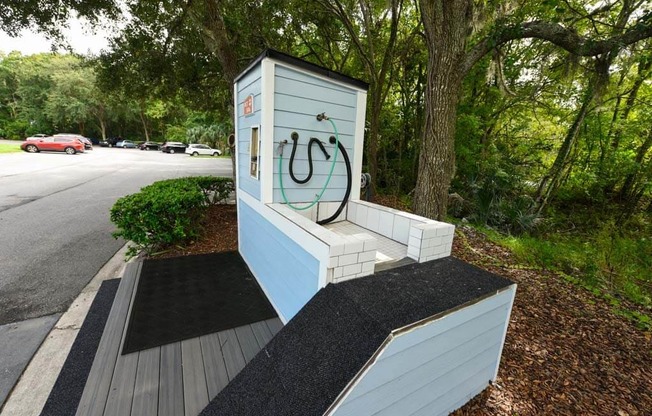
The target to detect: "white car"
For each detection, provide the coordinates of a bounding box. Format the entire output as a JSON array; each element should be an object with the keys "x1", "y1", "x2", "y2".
[{"x1": 186, "y1": 144, "x2": 222, "y2": 157}]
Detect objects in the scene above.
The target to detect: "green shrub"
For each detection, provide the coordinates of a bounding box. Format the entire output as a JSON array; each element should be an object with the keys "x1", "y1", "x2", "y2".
[
  {"x1": 190, "y1": 176, "x2": 235, "y2": 204},
  {"x1": 110, "y1": 176, "x2": 233, "y2": 258}
]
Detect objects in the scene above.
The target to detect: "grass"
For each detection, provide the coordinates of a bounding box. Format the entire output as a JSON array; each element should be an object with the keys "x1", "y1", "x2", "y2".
[
  {"x1": 0, "y1": 143, "x2": 21, "y2": 154},
  {"x1": 471, "y1": 223, "x2": 652, "y2": 330}
]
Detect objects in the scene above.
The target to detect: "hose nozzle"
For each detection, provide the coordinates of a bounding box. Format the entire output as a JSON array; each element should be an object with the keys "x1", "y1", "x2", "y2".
[{"x1": 316, "y1": 112, "x2": 329, "y2": 121}]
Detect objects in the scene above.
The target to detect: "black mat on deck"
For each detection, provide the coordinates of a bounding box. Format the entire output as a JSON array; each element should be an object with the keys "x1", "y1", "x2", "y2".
[
  {"x1": 41, "y1": 279, "x2": 120, "y2": 416},
  {"x1": 122, "y1": 251, "x2": 277, "y2": 354}
]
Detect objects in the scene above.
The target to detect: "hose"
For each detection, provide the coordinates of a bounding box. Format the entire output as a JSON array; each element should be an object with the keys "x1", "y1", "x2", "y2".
[
  {"x1": 278, "y1": 118, "x2": 340, "y2": 210},
  {"x1": 278, "y1": 117, "x2": 352, "y2": 224},
  {"x1": 289, "y1": 132, "x2": 330, "y2": 184},
  {"x1": 316, "y1": 137, "x2": 351, "y2": 225}
]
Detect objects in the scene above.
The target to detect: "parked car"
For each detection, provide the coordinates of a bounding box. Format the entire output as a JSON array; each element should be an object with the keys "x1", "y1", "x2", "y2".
[
  {"x1": 186, "y1": 144, "x2": 222, "y2": 157},
  {"x1": 116, "y1": 140, "x2": 136, "y2": 148},
  {"x1": 25, "y1": 133, "x2": 49, "y2": 141},
  {"x1": 21, "y1": 136, "x2": 85, "y2": 154},
  {"x1": 54, "y1": 133, "x2": 93, "y2": 150},
  {"x1": 161, "y1": 142, "x2": 187, "y2": 154},
  {"x1": 139, "y1": 141, "x2": 161, "y2": 151}
]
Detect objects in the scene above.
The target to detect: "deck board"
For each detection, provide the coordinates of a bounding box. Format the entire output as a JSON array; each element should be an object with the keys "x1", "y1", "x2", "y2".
[
  {"x1": 103, "y1": 352, "x2": 138, "y2": 416},
  {"x1": 76, "y1": 262, "x2": 140, "y2": 416},
  {"x1": 218, "y1": 329, "x2": 247, "y2": 379},
  {"x1": 200, "y1": 333, "x2": 230, "y2": 399},
  {"x1": 131, "y1": 347, "x2": 160, "y2": 416},
  {"x1": 75, "y1": 260, "x2": 283, "y2": 416},
  {"x1": 158, "y1": 343, "x2": 184, "y2": 416},
  {"x1": 267, "y1": 318, "x2": 284, "y2": 337},
  {"x1": 235, "y1": 325, "x2": 261, "y2": 363},
  {"x1": 250, "y1": 320, "x2": 274, "y2": 348},
  {"x1": 181, "y1": 338, "x2": 209, "y2": 416}
]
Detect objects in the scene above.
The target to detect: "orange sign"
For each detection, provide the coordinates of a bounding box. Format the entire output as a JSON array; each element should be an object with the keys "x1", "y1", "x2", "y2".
[{"x1": 243, "y1": 94, "x2": 254, "y2": 116}]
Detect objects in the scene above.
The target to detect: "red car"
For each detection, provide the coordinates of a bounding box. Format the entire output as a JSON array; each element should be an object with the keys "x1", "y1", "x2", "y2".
[{"x1": 21, "y1": 136, "x2": 85, "y2": 155}]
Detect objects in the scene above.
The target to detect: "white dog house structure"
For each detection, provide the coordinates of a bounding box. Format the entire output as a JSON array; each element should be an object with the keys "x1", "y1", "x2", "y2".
[{"x1": 200, "y1": 50, "x2": 517, "y2": 416}]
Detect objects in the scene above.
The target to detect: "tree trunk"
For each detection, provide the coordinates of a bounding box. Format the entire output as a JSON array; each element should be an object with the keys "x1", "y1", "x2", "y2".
[
  {"x1": 413, "y1": 0, "x2": 471, "y2": 220},
  {"x1": 535, "y1": 84, "x2": 595, "y2": 213},
  {"x1": 139, "y1": 109, "x2": 150, "y2": 141},
  {"x1": 619, "y1": 129, "x2": 652, "y2": 201},
  {"x1": 366, "y1": 80, "x2": 380, "y2": 193}
]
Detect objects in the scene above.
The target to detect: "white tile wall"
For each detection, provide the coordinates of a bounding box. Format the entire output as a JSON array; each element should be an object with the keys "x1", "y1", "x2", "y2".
[
  {"x1": 347, "y1": 200, "x2": 455, "y2": 263},
  {"x1": 266, "y1": 199, "x2": 455, "y2": 288}
]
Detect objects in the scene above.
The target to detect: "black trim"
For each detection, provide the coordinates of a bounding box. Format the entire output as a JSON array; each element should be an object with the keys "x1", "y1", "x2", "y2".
[{"x1": 234, "y1": 49, "x2": 369, "y2": 91}]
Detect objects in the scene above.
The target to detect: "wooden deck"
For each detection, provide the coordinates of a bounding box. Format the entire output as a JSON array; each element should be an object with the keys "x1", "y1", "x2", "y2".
[{"x1": 76, "y1": 262, "x2": 283, "y2": 416}]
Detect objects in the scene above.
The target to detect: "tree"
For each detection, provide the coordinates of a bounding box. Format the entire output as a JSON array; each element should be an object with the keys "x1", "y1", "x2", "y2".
[
  {"x1": 414, "y1": 1, "x2": 652, "y2": 220},
  {"x1": 1, "y1": 0, "x2": 118, "y2": 40}
]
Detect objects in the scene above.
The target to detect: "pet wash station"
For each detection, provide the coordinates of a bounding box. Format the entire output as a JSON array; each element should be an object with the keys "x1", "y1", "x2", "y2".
[{"x1": 219, "y1": 50, "x2": 517, "y2": 416}]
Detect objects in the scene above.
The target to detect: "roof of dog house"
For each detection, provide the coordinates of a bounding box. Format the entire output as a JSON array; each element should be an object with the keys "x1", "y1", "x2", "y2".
[{"x1": 235, "y1": 49, "x2": 369, "y2": 90}]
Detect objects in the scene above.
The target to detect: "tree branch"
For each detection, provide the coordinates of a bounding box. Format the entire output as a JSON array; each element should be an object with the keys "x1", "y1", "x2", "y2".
[{"x1": 462, "y1": 13, "x2": 652, "y2": 75}]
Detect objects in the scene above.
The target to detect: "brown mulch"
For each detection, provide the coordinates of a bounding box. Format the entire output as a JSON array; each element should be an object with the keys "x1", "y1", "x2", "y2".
[
  {"x1": 157, "y1": 204, "x2": 238, "y2": 258},
  {"x1": 155, "y1": 202, "x2": 652, "y2": 415}
]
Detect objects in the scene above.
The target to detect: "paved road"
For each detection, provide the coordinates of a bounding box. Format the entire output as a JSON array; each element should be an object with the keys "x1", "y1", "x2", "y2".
[{"x1": 0, "y1": 146, "x2": 232, "y2": 325}]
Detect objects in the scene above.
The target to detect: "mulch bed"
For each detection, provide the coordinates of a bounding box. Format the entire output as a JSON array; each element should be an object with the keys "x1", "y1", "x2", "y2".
[
  {"x1": 157, "y1": 204, "x2": 238, "y2": 258},
  {"x1": 154, "y1": 202, "x2": 652, "y2": 415}
]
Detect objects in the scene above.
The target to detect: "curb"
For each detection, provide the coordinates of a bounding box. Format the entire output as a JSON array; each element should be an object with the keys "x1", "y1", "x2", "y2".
[{"x1": 0, "y1": 244, "x2": 131, "y2": 416}]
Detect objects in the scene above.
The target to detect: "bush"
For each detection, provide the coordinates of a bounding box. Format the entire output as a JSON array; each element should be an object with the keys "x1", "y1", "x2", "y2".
[
  {"x1": 110, "y1": 176, "x2": 234, "y2": 258},
  {"x1": 190, "y1": 176, "x2": 235, "y2": 204}
]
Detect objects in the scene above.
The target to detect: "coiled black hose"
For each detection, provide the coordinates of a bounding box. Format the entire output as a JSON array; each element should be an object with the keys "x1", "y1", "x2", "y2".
[
  {"x1": 289, "y1": 131, "x2": 330, "y2": 184},
  {"x1": 317, "y1": 136, "x2": 352, "y2": 225}
]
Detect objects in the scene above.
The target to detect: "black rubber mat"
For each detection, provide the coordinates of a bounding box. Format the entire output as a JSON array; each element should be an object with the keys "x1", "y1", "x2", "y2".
[
  {"x1": 122, "y1": 251, "x2": 277, "y2": 354},
  {"x1": 41, "y1": 279, "x2": 120, "y2": 416}
]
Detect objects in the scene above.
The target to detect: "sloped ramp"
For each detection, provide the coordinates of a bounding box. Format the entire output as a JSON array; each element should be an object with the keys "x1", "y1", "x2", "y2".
[{"x1": 199, "y1": 257, "x2": 515, "y2": 416}]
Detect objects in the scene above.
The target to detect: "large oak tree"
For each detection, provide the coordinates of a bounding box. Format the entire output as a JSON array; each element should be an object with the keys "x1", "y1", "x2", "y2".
[{"x1": 414, "y1": 0, "x2": 652, "y2": 220}]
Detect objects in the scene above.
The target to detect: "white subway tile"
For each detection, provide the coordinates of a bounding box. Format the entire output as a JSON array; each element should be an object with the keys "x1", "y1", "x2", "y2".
[
  {"x1": 328, "y1": 256, "x2": 339, "y2": 268},
  {"x1": 367, "y1": 208, "x2": 380, "y2": 232},
  {"x1": 357, "y1": 204, "x2": 369, "y2": 228},
  {"x1": 421, "y1": 226, "x2": 438, "y2": 239},
  {"x1": 347, "y1": 201, "x2": 357, "y2": 222},
  {"x1": 363, "y1": 237, "x2": 377, "y2": 252},
  {"x1": 344, "y1": 238, "x2": 364, "y2": 254},
  {"x1": 409, "y1": 226, "x2": 424, "y2": 239},
  {"x1": 342, "y1": 263, "x2": 363, "y2": 276},
  {"x1": 420, "y1": 246, "x2": 435, "y2": 258},
  {"x1": 392, "y1": 215, "x2": 410, "y2": 244},
  {"x1": 361, "y1": 261, "x2": 375, "y2": 273},
  {"x1": 378, "y1": 211, "x2": 394, "y2": 238},
  {"x1": 408, "y1": 235, "x2": 421, "y2": 249},
  {"x1": 436, "y1": 224, "x2": 455, "y2": 236},
  {"x1": 358, "y1": 250, "x2": 376, "y2": 263},
  {"x1": 330, "y1": 243, "x2": 345, "y2": 257},
  {"x1": 334, "y1": 267, "x2": 343, "y2": 278},
  {"x1": 339, "y1": 253, "x2": 359, "y2": 266}
]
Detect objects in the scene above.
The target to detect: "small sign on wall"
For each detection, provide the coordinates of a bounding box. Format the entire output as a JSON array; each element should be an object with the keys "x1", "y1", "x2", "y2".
[{"x1": 243, "y1": 94, "x2": 254, "y2": 116}]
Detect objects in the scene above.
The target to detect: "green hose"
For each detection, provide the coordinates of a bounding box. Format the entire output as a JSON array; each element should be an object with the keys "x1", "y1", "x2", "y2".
[{"x1": 279, "y1": 118, "x2": 340, "y2": 210}]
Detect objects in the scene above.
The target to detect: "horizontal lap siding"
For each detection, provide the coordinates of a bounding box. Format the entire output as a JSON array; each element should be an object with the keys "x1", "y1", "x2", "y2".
[
  {"x1": 237, "y1": 65, "x2": 262, "y2": 200},
  {"x1": 330, "y1": 287, "x2": 515, "y2": 416},
  {"x1": 273, "y1": 65, "x2": 358, "y2": 204},
  {"x1": 239, "y1": 200, "x2": 320, "y2": 321}
]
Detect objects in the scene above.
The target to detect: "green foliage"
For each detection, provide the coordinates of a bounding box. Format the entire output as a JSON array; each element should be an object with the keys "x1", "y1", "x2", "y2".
[
  {"x1": 110, "y1": 176, "x2": 234, "y2": 258},
  {"x1": 190, "y1": 176, "x2": 235, "y2": 205},
  {"x1": 485, "y1": 223, "x2": 652, "y2": 309},
  {"x1": 0, "y1": 143, "x2": 21, "y2": 153}
]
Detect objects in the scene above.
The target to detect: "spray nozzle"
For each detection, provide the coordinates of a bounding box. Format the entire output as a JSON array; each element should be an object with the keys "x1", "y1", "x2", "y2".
[{"x1": 316, "y1": 112, "x2": 329, "y2": 121}]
